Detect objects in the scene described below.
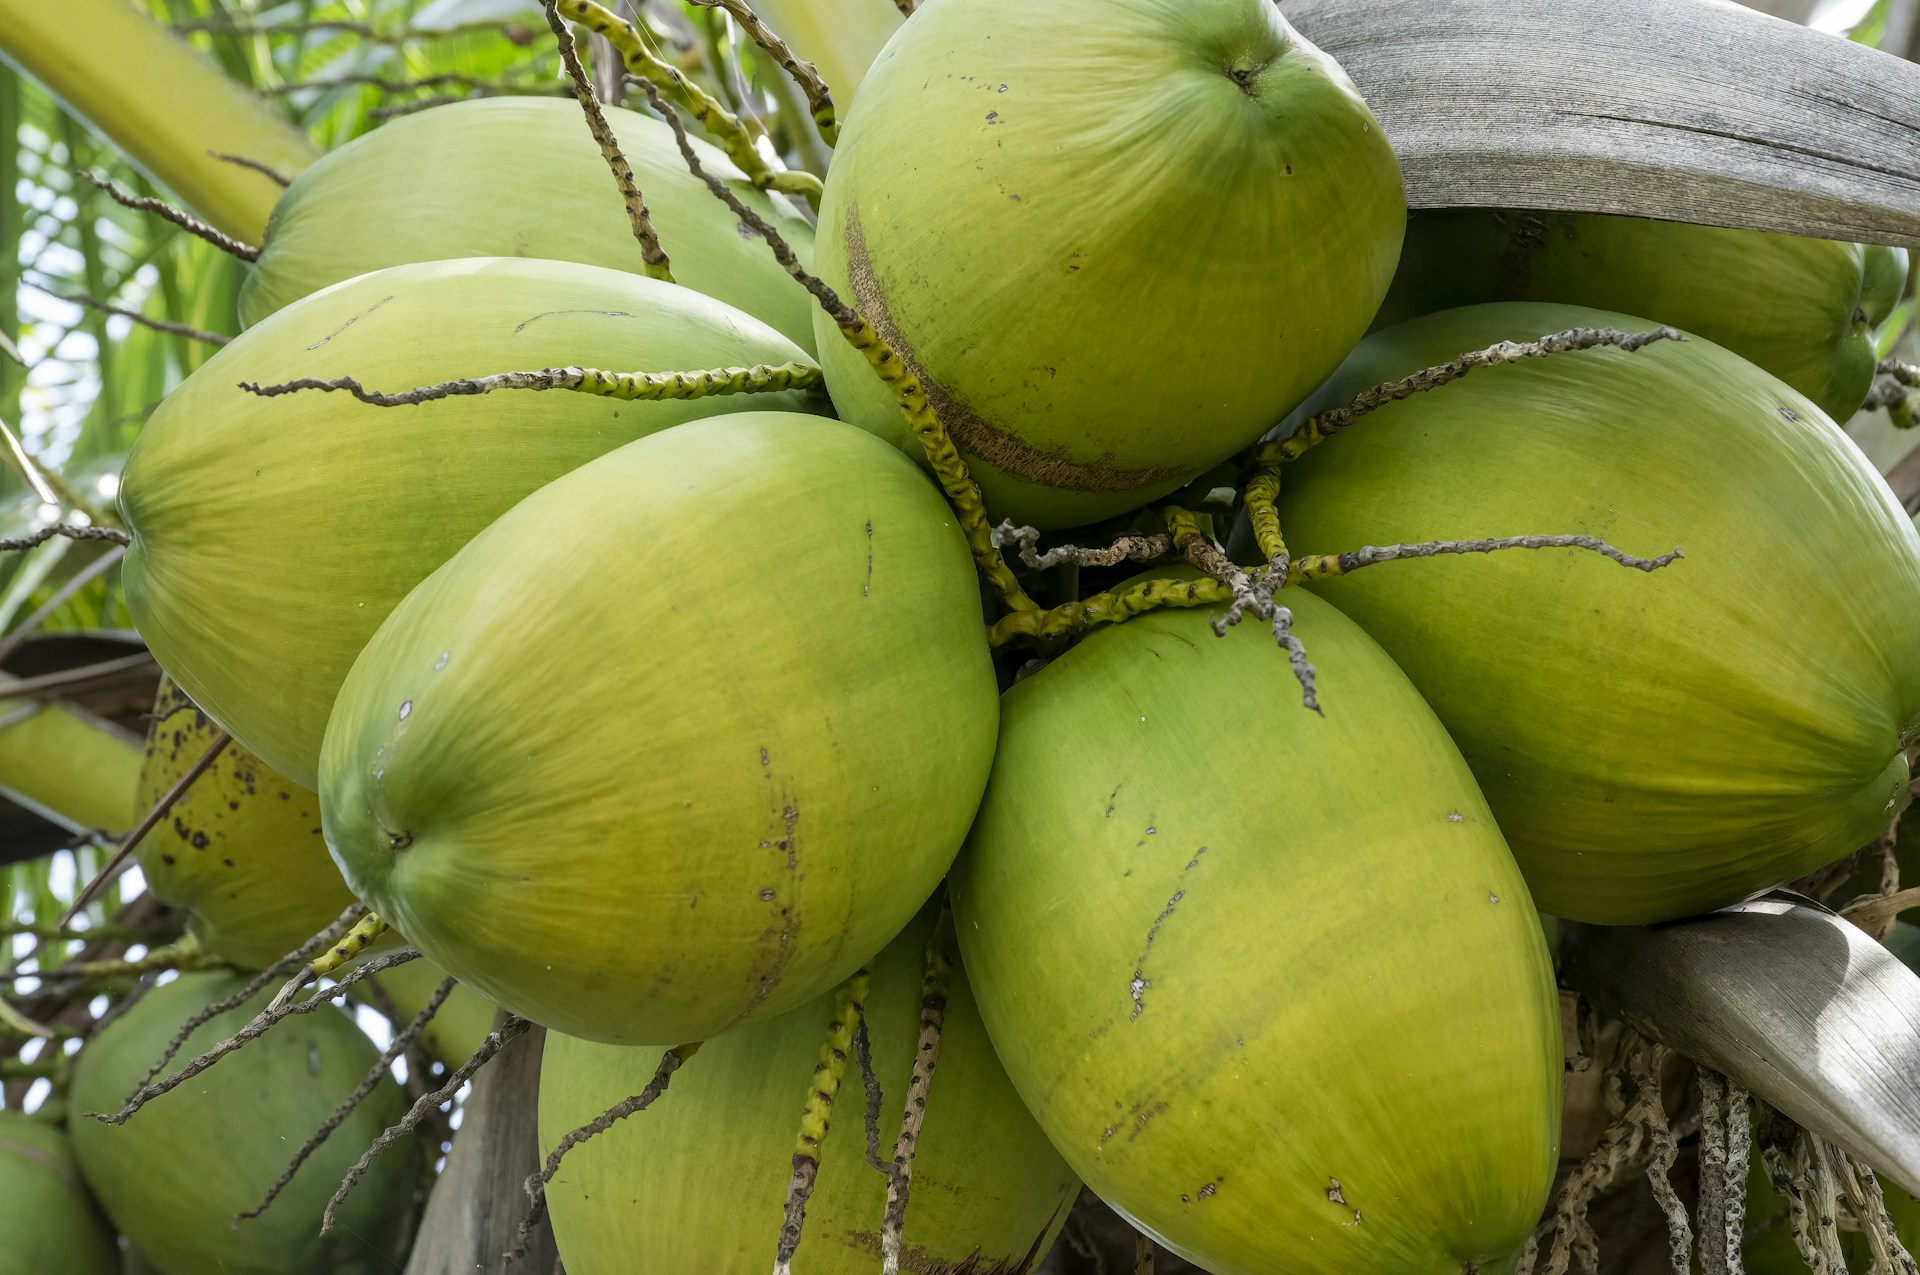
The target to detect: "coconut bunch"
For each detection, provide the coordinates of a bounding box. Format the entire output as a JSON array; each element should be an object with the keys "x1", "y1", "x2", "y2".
[{"x1": 19, "y1": 0, "x2": 1920, "y2": 1272}]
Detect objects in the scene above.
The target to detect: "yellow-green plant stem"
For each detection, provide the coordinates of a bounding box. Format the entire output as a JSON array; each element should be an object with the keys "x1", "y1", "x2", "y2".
[
  {"x1": 0, "y1": 0, "x2": 319, "y2": 241},
  {"x1": 556, "y1": 0, "x2": 822, "y2": 201},
  {"x1": 749, "y1": 0, "x2": 902, "y2": 101},
  {"x1": 539, "y1": 0, "x2": 676, "y2": 284},
  {"x1": 987, "y1": 507, "x2": 1258, "y2": 647},
  {"x1": 311, "y1": 914, "x2": 390, "y2": 979},
  {"x1": 775, "y1": 968, "x2": 871, "y2": 1272},
  {"x1": 1242, "y1": 471, "x2": 1284, "y2": 556},
  {"x1": 633, "y1": 73, "x2": 1038, "y2": 618},
  {"x1": 989, "y1": 574, "x2": 1236, "y2": 647},
  {"x1": 837, "y1": 316, "x2": 1037, "y2": 613},
  {"x1": 691, "y1": 0, "x2": 838, "y2": 145},
  {"x1": 241, "y1": 360, "x2": 821, "y2": 407},
  {"x1": 34, "y1": 934, "x2": 209, "y2": 984}
]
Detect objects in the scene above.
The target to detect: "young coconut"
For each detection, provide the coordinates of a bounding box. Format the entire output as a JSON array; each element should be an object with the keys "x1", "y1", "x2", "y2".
[
  {"x1": 811, "y1": 0, "x2": 1405, "y2": 530},
  {"x1": 0, "y1": 1112, "x2": 118, "y2": 1275},
  {"x1": 239, "y1": 96, "x2": 820, "y2": 354},
  {"x1": 69, "y1": 970, "x2": 419, "y2": 1275},
  {"x1": 1272, "y1": 301, "x2": 1920, "y2": 924},
  {"x1": 134, "y1": 678, "x2": 494, "y2": 1068},
  {"x1": 536, "y1": 903, "x2": 1079, "y2": 1273},
  {"x1": 320, "y1": 412, "x2": 999, "y2": 1046},
  {"x1": 119, "y1": 255, "x2": 821, "y2": 788},
  {"x1": 951, "y1": 584, "x2": 1561, "y2": 1275},
  {"x1": 1375, "y1": 210, "x2": 1910, "y2": 422}
]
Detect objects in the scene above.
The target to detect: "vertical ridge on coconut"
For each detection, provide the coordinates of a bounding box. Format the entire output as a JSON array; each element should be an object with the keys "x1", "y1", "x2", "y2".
[
  {"x1": 812, "y1": 0, "x2": 1405, "y2": 530},
  {"x1": 0, "y1": 1111, "x2": 119, "y2": 1275},
  {"x1": 68, "y1": 971, "x2": 419, "y2": 1275},
  {"x1": 1376, "y1": 209, "x2": 1909, "y2": 422},
  {"x1": 538, "y1": 904, "x2": 1079, "y2": 1273},
  {"x1": 952, "y1": 585, "x2": 1560, "y2": 1275},
  {"x1": 320, "y1": 412, "x2": 999, "y2": 1046},
  {"x1": 120, "y1": 256, "x2": 821, "y2": 788},
  {"x1": 1273, "y1": 301, "x2": 1920, "y2": 924},
  {"x1": 239, "y1": 96, "x2": 821, "y2": 354}
]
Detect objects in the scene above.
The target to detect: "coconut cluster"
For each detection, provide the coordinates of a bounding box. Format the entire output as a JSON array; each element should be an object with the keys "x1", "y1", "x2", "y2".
[{"x1": 37, "y1": 0, "x2": 1920, "y2": 1272}]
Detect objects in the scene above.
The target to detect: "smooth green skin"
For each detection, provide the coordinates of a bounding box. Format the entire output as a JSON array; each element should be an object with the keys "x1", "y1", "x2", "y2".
[
  {"x1": 121, "y1": 256, "x2": 819, "y2": 789},
  {"x1": 134, "y1": 677, "x2": 495, "y2": 1069},
  {"x1": 539, "y1": 905, "x2": 1080, "y2": 1274},
  {"x1": 813, "y1": 0, "x2": 1405, "y2": 530},
  {"x1": 0, "y1": 1113, "x2": 119, "y2": 1275},
  {"x1": 240, "y1": 96, "x2": 819, "y2": 354},
  {"x1": 68, "y1": 971, "x2": 417, "y2": 1275},
  {"x1": 952, "y1": 588, "x2": 1560, "y2": 1275},
  {"x1": 321, "y1": 413, "x2": 999, "y2": 1046},
  {"x1": 1376, "y1": 210, "x2": 1911, "y2": 423},
  {"x1": 1278, "y1": 302, "x2": 1920, "y2": 925}
]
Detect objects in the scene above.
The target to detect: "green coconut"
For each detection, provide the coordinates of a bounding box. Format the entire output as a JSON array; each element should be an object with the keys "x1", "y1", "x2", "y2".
[
  {"x1": 0, "y1": 1112, "x2": 118, "y2": 1275},
  {"x1": 68, "y1": 970, "x2": 419, "y2": 1275},
  {"x1": 134, "y1": 676, "x2": 495, "y2": 1069},
  {"x1": 951, "y1": 585, "x2": 1560, "y2": 1275},
  {"x1": 121, "y1": 255, "x2": 820, "y2": 789},
  {"x1": 1375, "y1": 210, "x2": 1911, "y2": 422},
  {"x1": 538, "y1": 904, "x2": 1079, "y2": 1273},
  {"x1": 240, "y1": 96, "x2": 818, "y2": 353},
  {"x1": 1274, "y1": 302, "x2": 1920, "y2": 924},
  {"x1": 320, "y1": 412, "x2": 998, "y2": 1046},
  {"x1": 811, "y1": 0, "x2": 1405, "y2": 530}
]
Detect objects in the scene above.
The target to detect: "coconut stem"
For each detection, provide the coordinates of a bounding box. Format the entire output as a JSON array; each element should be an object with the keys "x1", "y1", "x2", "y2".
[
  {"x1": 22, "y1": 935, "x2": 215, "y2": 985},
  {"x1": 1134, "y1": 1235, "x2": 1156, "y2": 1275},
  {"x1": 236, "y1": 975, "x2": 456, "y2": 1225},
  {"x1": 321, "y1": 1015, "x2": 531, "y2": 1235},
  {"x1": 880, "y1": 916, "x2": 952, "y2": 1275},
  {"x1": 688, "y1": 0, "x2": 838, "y2": 144},
  {"x1": 775, "y1": 968, "x2": 871, "y2": 1275},
  {"x1": 508, "y1": 1040, "x2": 701, "y2": 1262},
  {"x1": 557, "y1": 0, "x2": 820, "y2": 200},
  {"x1": 60, "y1": 730, "x2": 231, "y2": 927},
  {"x1": 1527, "y1": 1030, "x2": 1677, "y2": 1275},
  {"x1": 0, "y1": 524, "x2": 131, "y2": 553},
  {"x1": 114, "y1": 906, "x2": 364, "y2": 1100},
  {"x1": 853, "y1": 1014, "x2": 889, "y2": 1173},
  {"x1": 1255, "y1": 326, "x2": 1683, "y2": 466},
  {"x1": 1289, "y1": 535, "x2": 1683, "y2": 582},
  {"x1": 635, "y1": 76, "x2": 1038, "y2": 618},
  {"x1": 891, "y1": 0, "x2": 915, "y2": 15},
  {"x1": 89, "y1": 944, "x2": 422, "y2": 1127},
  {"x1": 23, "y1": 278, "x2": 229, "y2": 346},
  {"x1": 1788, "y1": 1129, "x2": 1849, "y2": 1273},
  {"x1": 539, "y1": 0, "x2": 675, "y2": 281},
  {"x1": 206, "y1": 151, "x2": 291, "y2": 188},
  {"x1": 1694, "y1": 1068, "x2": 1746, "y2": 1275},
  {"x1": 271, "y1": 912, "x2": 392, "y2": 1012},
  {"x1": 1832, "y1": 1141, "x2": 1919, "y2": 1275},
  {"x1": 238, "y1": 360, "x2": 821, "y2": 407},
  {"x1": 986, "y1": 572, "x2": 1235, "y2": 646},
  {"x1": 995, "y1": 522, "x2": 1174, "y2": 572},
  {"x1": 1865, "y1": 361, "x2": 1917, "y2": 427},
  {"x1": 1629, "y1": 1042, "x2": 1693, "y2": 1275},
  {"x1": 80, "y1": 172, "x2": 261, "y2": 261}
]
